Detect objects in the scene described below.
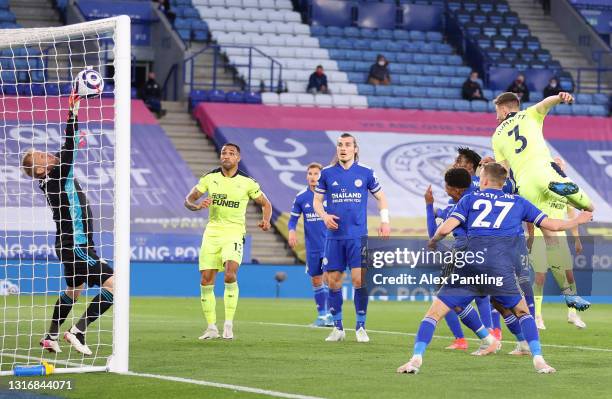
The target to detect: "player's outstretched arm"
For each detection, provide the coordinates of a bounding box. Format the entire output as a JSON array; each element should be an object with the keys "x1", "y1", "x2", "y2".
[
  {"x1": 429, "y1": 218, "x2": 460, "y2": 249},
  {"x1": 373, "y1": 190, "x2": 390, "y2": 237},
  {"x1": 535, "y1": 92, "x2": 574, "y2": 115},
  {"x1": 184, "y1": 187, "x2": 209, "y2": 211},
  {"x1": 539, "y1": 210, "x2": 593, "y2": 232},
  {"x1": 254, "y1": 193, "x2": 272, "y2": 231}
]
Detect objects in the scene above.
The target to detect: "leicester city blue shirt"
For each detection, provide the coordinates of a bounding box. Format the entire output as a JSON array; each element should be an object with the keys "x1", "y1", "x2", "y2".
[
  {"x1": 288, "y1": 188, "x2": 326, "y2": 254},
  {"x1": 450, "y1": 188, "x2": 546, "y2": 237},
  {"x1": 315, "y1": 162, "x2": 381, "y2": 240}
]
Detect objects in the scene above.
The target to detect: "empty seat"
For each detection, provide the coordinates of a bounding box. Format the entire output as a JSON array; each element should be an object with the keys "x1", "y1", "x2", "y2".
[
  {"x1": 367, "y1": 96, "x2": 385, "y2": 108},
  {"x1": 296, "y1": 93, "x2": 315, "y2": 106},
  {"x1": 350, "y1": 95, "x2": 368, "y2": 108},
  {"x1": 402, "y1": 98, "x2": 420, "y2": 109},
  {"x1": 375, "y1": 85, "x2": 393, "y2": 96},
  {"x1": 279, "y1": 92, "x2": 299, "y2": 106},
  {"x1": 392, "y1": 86, "x2": 410, "y2": 97},
  {"x1": 592, "y1": 93, "x2": 609, "y2": 106},
  {"x1": 332, "y1": 94, "x2": 351, "y2": 108},
  {"x1": 315, "y1": 94, "x2": 333, "y2": 107},
  {"x1": 384, "y1": 97, "x2": 402, "y2": 109},
  {"x1": 471, "y1": 101, "x2": 487, "y2": 112},
  {"x1": 588, "y1": 105, "x2": 608, "y2": 117}
]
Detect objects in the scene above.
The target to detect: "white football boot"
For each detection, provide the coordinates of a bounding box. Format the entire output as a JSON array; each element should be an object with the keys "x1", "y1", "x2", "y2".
[
  {"x1": 325, "y1": 327, "x2": 346, "y2": 342},
  {"x1": 397, "y1": 355, "x2": 422, "y2": 374},
  {"x1": 223, "y1": 321, "x2": 234, "y2": 340},
  {"x1": 64, "y1": 326, "x2": 92, "y2": 356},
  {"x1": 568, "y1": 309, "x2": 586, "y2": 329},
  {"x1": 508, "y1": 341, "x2": 531, "y2": 356},
  {"x1": 355, "y1": 327, "x2": 370, "y2": 343},
  {"x1": 533, "y1": 355, "x2": 556, "y2": 374},
  {"x1": 535, "y1": 314, "x2": 546, "y2": 330},
  {"x1": 198, "y1": 325, "x2": 220, "y2": 340}
]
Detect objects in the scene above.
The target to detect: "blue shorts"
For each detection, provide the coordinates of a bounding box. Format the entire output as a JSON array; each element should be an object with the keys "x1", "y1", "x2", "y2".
[
  {"x1": 323, "y1": 238, "x2": 363, "y2": 272},
  {"x1": 438, "y1": 290, "x2": 522, "y2": 311},
  {"x1": 306, "y1": 251, "x2": 324, "y2": 277}
]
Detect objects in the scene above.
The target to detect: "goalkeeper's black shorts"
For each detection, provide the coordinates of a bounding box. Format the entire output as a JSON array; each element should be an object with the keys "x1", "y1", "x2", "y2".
[{"x1": 56, "y1": 246, "x2": 114, "y2": 288}]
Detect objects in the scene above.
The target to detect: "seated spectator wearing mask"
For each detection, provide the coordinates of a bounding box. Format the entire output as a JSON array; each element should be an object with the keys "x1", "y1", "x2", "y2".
[
  {"x1": 462, "y1": 71, "x2": 487, "y2": 101},
  {"x1": 368, "y1": 54, "x2": 390, "y2": 85},
  {"x1": 543, "y1": 77, "x2": 561, "y2": 98},
  {"x1": 506, "y1": 73, "x2": 530, "y2": 102},
  {"x1": 307, "y1": 65, "x2": 329, "y2": 94}
]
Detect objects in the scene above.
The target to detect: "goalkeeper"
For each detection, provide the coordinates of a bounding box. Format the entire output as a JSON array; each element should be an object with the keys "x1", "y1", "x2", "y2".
[{"x1": 21, "y1": 92, "x2": 114, "y2": 356}]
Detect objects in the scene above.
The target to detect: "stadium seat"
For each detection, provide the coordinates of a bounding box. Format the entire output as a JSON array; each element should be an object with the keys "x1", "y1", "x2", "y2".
[
  {"x1": 349, "y1": 95, "x2": 368, "y2": 108},
  {"x1": 463, "y1": 0, "x2": 478, "y2": 12},
  {"x1": 207, "y1": 89, "x2": 226, "y2": 102},
  {"x1": 472, "y1": 11, "x2": 487, "y2": 25},
  {"x1": 367, "y1": 96, "x2": 385, "y2": 108},
  {"x1": 225, "y1": 91, "x2": 244, "y2": 103},
  {"x1": 456, "y1": 11, "x2": 471, "y2": 24},
  {"x1": 514, "y1": 24, "x2": 530, "y2": 39},
  {"x1": 332, "y1": 94, "x2": 351, "y2": 108},
  {"x1": 315, "y1": 94, "x2": 333, "y2": 107},
  {"x1": 402, "y1": 98, "x2": 420, "y2": 109},
  {"x1": 375, "y1": 85, "x2": 393, "y2": 96},
  {"x1": 410, "y1": 86, "x2": 427, "y2": 97},
  {"x1": 503, "y1": 11, "x2": 519, "y2": 25},
  {"x1": 588, "y1": 105, "x2": 608, "y2": 117},
  {"x1": 592, "y1": 93, "x2": 609, "y2": 106},
  {"x1": 576, "y1": 93, "x2": 594, "y2": 105},
  {"x1": 525, "y1": 36, "x2": 541, "y2": 51},
  {"x1": 426, "y1": 87, "x2": 444, "y2": 98},
  {"x1": 384, "y1": 97, "x2": 402, "y2": 109},
  {"x1": 443, "y1": 87, "x2": 462, "y2": 98},
  {"x1": 571, "y1": 104, "x2": 590, "y2": 116},
  {"x1": 261, "y1": 92, "x2": 279, "y2": 105},
  {"x1": 392, "y1": 86, "x2": 410, "y2": 97},
  {"x1": 453, "y1": 99, "x2": 471, "y2": 112},
  {"x1": 419, "y1": 98, "x2": 436, "y2": 110}
]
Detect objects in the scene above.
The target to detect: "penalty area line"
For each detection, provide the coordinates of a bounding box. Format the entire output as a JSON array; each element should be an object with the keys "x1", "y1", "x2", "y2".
[
  {"x1": 125, "y1": 371, "x2": 328, "y2": 399},
  {"x1": 243, "y1": 321, "x2": 612, "y2": 353}
]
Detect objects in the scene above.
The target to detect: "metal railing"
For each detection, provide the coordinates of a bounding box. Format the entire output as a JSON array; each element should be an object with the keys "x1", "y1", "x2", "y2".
[
  {"x1": 562, "y1": 66, "x2": 612, "y2": 93},
  {"x1": 183, "y1": 44, "x2": 283, "y2": 93}
]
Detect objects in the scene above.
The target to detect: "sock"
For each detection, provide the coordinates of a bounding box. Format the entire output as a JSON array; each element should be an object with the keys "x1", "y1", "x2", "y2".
[
  {"x1": 568, "y1": 307, "x2": 577, "y2": 316},
  {"x1": 491, "y1": 308, "x2": 501, "y2": 331},
  {"x1": 475, "y1": 296, "x2": 493, "y2": 330},
  {"x1": 75, "y1": 289, "x2": 113, "y2": 332},
  {"x1": 328, "y1": 288, "x2": 343, "y2": 330},
  {"x1": 354, "y1": 287, "x2": 368, "y2": 330},
  {"x1": 458, "y1": 305, "x2": 489, "y2": 339},
  {"x1": 200, "y1": 285, "x2": 216, "y2": 326},
  {"x1": 568, "y1": 282, "x2": 576, "y2": 293},
  {"x1": 313, "y1": 284, "x2": 328, "y2": 317},
  {"x1": 413, "y1": 317, "x2": 437, "y2": 356},
  {"x1": 49, "y1": 292, "x2": 75, "y2": 337},
  {"x1": 503, "y1": 314, "x2": 525, "y2": 341},
  {"x1": 444, "y1": 310, "x2": 464, "y2": 339},
  {"x1": 533, "y1": 282, "x2": 544, "y2": 317},
  {"x1": 224, "y1": 282, "x2": 239, "y2": 322},
  {"x1": 547, "y1": 244, "x2": 574, "y2": 295},
  {"x1": 519, "y1": 314, "x2": 542, "y2": 356},
  {"x1": 520, "y1": 280, "x2": 536, "y2": 318}
]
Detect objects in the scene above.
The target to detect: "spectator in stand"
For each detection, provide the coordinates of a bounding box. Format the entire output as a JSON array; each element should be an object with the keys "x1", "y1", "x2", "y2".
[
  {"x1": 462, "y1": 71, "x2": 487, "y2": 101},
  {"x1": 368, "y1": 54, "x2": 390, "y2": 85},
  {"x1": 543, "y1": 77, "x2": 561, "y2": 98},
  {"x1": 142, "y1": 71, "x2": 166, "y2": 118},
  {"x1": 506, "y1": 73, "x2": 530, "y2": 102},
  {"x1": 307, "y1": 65, "x2": 329, "y2": 94},
  {"x1": 155, "y1": 0, "x2": 176, "y2": 25}
]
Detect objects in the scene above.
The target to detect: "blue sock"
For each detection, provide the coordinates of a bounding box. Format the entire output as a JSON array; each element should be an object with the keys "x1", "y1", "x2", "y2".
[
  {"x1": 458, "y1": 305, "x2": 489, "y2": 339},
  {"x1": 328, "y1": 288, "x2": 343, "y2": 330},
  {"x1": 519, "y1": 314, "x2": 542, "y2": 356},
  {"x1": 444, "y1": 311, "x2": 464, "y2": 339},
  {"x1": 354, "y1": 287, "x2": 368, "y2": 330},
  {"x1": 520, "y1": 280, "x2": 536, "y2": 318},
  {"x1": 491, "y1": 308, "x2": 502, "y2": 330},
  {"x1": 475, "y1": 296, "x2": 493, "y2": 330},
  {"x1": 313, "y1": 284, "x2": 328, "y2": 317},
  {"x1": 503, "y1": 314, "x2": 524, "y2": 341},
  {"x1": 413, "y1": 317, "x2": 437, "y2": 356}
]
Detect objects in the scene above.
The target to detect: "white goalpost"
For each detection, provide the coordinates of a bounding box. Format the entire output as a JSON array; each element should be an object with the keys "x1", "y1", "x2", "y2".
[{"x1": 0, "y1": 16, "x2": 131, "y2": 375}]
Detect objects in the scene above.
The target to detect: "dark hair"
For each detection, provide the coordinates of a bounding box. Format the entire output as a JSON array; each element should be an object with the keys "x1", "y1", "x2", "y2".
[
  {"x1": 331, "y1": 133, "x2": 359, "y2": 164},
  {"x1": 444, "y1": 167, "x2": 472, "y2": 189},
  {"x1": 222, "y1": 143, "x2": 241, "y2": 153},
  {"x1": 316, "y1": 65, "x2": 323, "y2": 69},
  {"x1": 457, "y1": 147, "x2": 481, "y2": 169},
  {"x1": 494, "y1": 92, "x2": 520, "y2": 107},
  {"x1": 307, "y1": 162, "x2": 323, "y2": 171},
  {"x1": 482, "y1": 162, "x2": 508, "y2": 185}
]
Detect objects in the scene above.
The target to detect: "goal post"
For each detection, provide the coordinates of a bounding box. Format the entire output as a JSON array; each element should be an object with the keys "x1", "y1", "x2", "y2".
[{"x1": 0, "y1": 16, "x2": 131, "y2": 375}]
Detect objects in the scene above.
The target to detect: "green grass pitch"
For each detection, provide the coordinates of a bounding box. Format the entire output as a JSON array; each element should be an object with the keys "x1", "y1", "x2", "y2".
[{"x1": 1, "y1": 297, "x2": 611, "y2": 399}]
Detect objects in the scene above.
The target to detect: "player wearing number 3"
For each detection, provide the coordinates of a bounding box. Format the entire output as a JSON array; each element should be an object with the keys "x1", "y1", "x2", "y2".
[
  {"x1": 185, "y1": 143, "x2": 272, "y2": 340},
  {"x1": 490, "y1": 92, "x2": 594, "y2": 311}
]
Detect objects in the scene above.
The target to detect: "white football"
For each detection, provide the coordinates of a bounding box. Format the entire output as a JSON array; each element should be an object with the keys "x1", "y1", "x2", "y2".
[{"x1": 73, "y1": 68, "x2": 104, "y2": 98}]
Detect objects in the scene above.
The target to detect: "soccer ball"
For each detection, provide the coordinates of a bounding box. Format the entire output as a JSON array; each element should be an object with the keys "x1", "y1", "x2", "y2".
[{"x1": 73, "y1": 68, "x2": 104, "y2": 99}]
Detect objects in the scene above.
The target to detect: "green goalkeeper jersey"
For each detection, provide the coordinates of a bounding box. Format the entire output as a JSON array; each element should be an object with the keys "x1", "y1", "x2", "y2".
[
  {"x1": 492, "y1": 106, "x2": 554, "y2": 186},
  {"x1": 196, "y1": 168, "x2": 262, "y2": 237}
]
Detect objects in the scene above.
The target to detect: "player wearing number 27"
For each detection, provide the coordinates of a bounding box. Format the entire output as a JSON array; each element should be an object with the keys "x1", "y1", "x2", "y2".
[
  {"x1": 184, "y1": 143, "x2": 272, "y2": 340},
  {"x1": 491, "y1": 92, "x2": 594, "y2": 311}
]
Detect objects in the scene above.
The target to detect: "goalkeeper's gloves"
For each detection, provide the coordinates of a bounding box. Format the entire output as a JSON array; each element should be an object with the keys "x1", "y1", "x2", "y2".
[{"x1": 68, "y1": 90, "x2": 81, "y2": 116}]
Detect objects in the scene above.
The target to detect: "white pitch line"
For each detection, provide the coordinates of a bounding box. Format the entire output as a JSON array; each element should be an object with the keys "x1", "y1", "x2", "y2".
[
  {"x1": 0, "y1": 352, "x2": 84, "y2": 368},
  {"x1": 124, "y1": 371, "x2": 327, "y2": 399},
  {"x1": 243, "y1": 321, "x2": 612, "y2": 353}
]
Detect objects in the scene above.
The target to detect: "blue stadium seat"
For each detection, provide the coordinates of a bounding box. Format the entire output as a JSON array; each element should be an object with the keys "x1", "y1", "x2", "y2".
[
  {"x1": 311, "y1": 25, "x2": 326, "y2": 36},
  {"x1": 375, "y1": 85, "x2": 393, "y2": 96},
  {"x1": 576, "y1": 93, "x2": 594, "y2": 105},
  {"x1": 413, "y1": 53, "x2": 429, "y2": 64},
  {"x1": 487, "y1": 11, "x2": 504, "y2": 24},
  {"x1": 471, "y1": 100, "x2": 487, "y2": 112},
  {"x1": 360, "y1": 28, "x2": 377, "y2": 39},
  {"x1": 399, "y1": 75, "x2": 417, "y2": 86},
  {"x1": 535, "y1": 49, "x2": 551, "y2": 63},
  {"x1": 192, "y1": 29, "x2": 208, "y2": 41},
  {"x1": 419, "y1": 98, "x2": 437, "y2": 110},
  {"x1": 226, "y1": 91, "x2": 244, "y2": 103},
  {"x1": 207, "y1": 89, "x2": 226, "y2": 102},
  {"x1": 327, "y1": 26, "x2": 344, "y2": 37},
  {"x1": 402, "y1": 98, "x2": 420, "y2": 109},
  {"x1": 453, "y1": 99, "x2": 471, "y2": 112},
  {"x1": 426, "y1": 32, "x2": 442, "y2": 42},
  {"x1": 472, "y1": 11, "x2": 487, "y2": 25},
  {"x1": 525, "y1": 36, "x2": 540, "y2": 51},
  {"x1": 396, "y1": 53, "x2": 413, "y2": 63},
  {"x1": 177, "y1": 29, "x2": 190, "y2": 41},
  {"x1": 389, "y1": 63, "x2": 405, "y2": 74},
  {"x1": 450, "y1": 77, "x2": 466, "y2": 86},
  {"x1": 496, "y1": 3, "x2": 510, "y2": 13},
  {"x1": 515, "y1": 24, "x2": 530, "y2": 39},
  {"x1": 476, "y1": 35, "x2": 492, "y2": 49},
  {"x1": 570, "y1": 104, "x2": 589, "y2": 116},
  {"x1": 348, "y1": 50, "x2": 363, "y2": 60},
  {"x1": 60, "y1": 83, "x2": 72, "y2": 95},
  {"x1": 402, "y1": 42, "x2": 418, "y2": 52},
  {"x1": 456, "y1": 11, "x2": 471, "y2": 24},
  {"x1": 592, "y1": 93, "x2": 609, "y2": 106},
  {"x1": 519, "y1": 50, "x2": 535, "y2": 62},
  {"x1": 354, "y1": 62, "x2": 370, "y2": 72},
  {"x1": 244, "y1": 91, "x2": 262, "y2": 104},
  {"x1": 498, "y1": 23, "x2": 514, "y2": 38},
  {"x1": 405, "y1": 64, "x2": 423, "y2": 74},
  {"x1": 384, "y1": 97, "x2": 403, "y2": 109},
  {"x1": 496, "y1": 57, "x2": 513, "y2": 68},
  {"x1": 329, "y1": 49, "x2": 346, "y2": 59},
  {"x1": 482, "y1": 23, "x2": 497, "y2": 38},
  {"x1": 336, "y1": 39, "x2": 353, "y2": 49},
  {"x1": 357, "y1": 84, "x2": 374, "y2": 96},
  {"x1": 344, "y1": 26, "x2": 360, "y2": 38},
  {"x1": 479, "y1": 0, "x2": 495, "y2": 13},
  {"x1": 530, "y1": 92, "x2": 543, "y2": 103},
  {"x1": 409, "y1": 30, "x2": 425, "y2": 41},
  {"x1": 416, "y1": 75, "x2": 434, "y2": 86},
  {"x1": 418, "y1": 42, "x2": 435, "y2": 53},
  {"x1": 509, "y1": 37, "x2": 525, "y2": 50},
  {"x1": 367, "y1": 96, "x2": 385, "y2": 108},
  {"x1": 465, "y1": 22, "x2": 481, "y2": 37},
  {"x1": 318, "y1": 37, "x2": 336, "y2": 48},
  {"x1": 492, "y1": 35, "x2": 508, "y2": 49},
  {"x1": 443, "y1": 87, "x2": 462, "y2": 98},
  {"x1": 423, "y1": 65, "x2": 440, "y2": 75},
  {"x1": 485, "y1": 46, "x2": 502, "y2": 61},
  {"x1": 385, "y1": 41, "x2": 403, "y2": 52},
  {"x1": 353, "y1": 40, "x2": 370, "y2": 50},
  {"x1": 390, "y1": 86, "x2": 409, "y2": 97},
  {"x1": 503, "y1": 11, "x2": 519, "y2": 25},
  {"x1": 447, "y1": 0, "x2": 461, "y2": 12},
  {"x1": 410, "y1": 86, "x2": 427, "y2": 97},
  {"x1": 426, "y1": 87, "x2": 444, "y2": 98},
  {"x1": 439, "y1": 65, "x2": 455, "y2": 76},
  {"x1": 588, "y1": 105, "x2": 608, "y2": 117},
  {"x1": 502, "y1": 48, "x2": 518, "y2": 62},
  {"x1": 462, "y1": 0, "x2": 478, "y2": 12},
  {"x1": 556, "y1": 105, "x2": 572, "y2": 115},
  {"x1": 435, "y1": 43, "x2": 453, "y2": 54},
  {"x1": 377, "y1": 29, "x2": 394, "y2": 40},
  {"x1": 347, "y1": 72, "x2": 366, "y2": 82},
  {"x1": 393, "y1": 30, "x2": 410, "y2": 40},
  {"x1": 338, "y1": 60, "x2": 355, "y2": 71},
  {"x1": 447, "y1": 55, "x2": 463, "y2": 65},
  {"x1": 429, "y1": 54, "x2": 445, "y2": 65}
]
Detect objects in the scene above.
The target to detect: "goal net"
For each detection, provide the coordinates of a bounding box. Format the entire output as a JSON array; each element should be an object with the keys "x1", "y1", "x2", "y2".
[{"x1": 0, "y1": 16, "x2": 130, "y2": 375}]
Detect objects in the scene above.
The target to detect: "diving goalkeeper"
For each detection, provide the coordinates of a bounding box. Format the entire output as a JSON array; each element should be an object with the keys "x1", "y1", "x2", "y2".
[{"x1": 21, "y1": 92, "x2": 114, "y2": 356}]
